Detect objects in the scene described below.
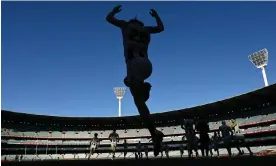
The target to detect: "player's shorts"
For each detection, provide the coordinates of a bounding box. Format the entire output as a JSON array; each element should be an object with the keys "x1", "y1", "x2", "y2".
[
  {"x1": 126, "y1": 56, "x2": 152, "y2": 84},
  {"x1": 111, "y1": 141, "x2": 117, "y2": 152},
  {"x1": 90, "y1": 143, "x2": 98, "y2": 151},
  {"x1": 222, "y1": 135, "x2": 233, "y2": 144}
]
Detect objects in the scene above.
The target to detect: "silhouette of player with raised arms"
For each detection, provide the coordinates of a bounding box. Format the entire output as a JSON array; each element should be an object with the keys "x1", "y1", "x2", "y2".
[{"x1": 106, "y1": 5, "x2": 164, "y2": 156}]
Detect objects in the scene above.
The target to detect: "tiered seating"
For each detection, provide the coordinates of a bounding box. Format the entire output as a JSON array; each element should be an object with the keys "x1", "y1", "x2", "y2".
[{"x1": 2, "y1": 110, "x2": 276, "y2": 161}]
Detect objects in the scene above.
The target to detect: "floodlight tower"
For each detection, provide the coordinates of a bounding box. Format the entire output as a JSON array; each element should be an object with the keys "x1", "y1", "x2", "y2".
[
  {"x1": 248, "y1": 48, "x2": 269, "y2": 87},
  {"x1": 114, "y1": 87, "x2": 126, "y2": 117}
]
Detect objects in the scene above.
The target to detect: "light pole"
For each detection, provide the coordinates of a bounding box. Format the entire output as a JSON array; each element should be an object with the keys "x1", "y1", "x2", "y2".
[
  {"x1": 114, "y1": 87, "x2": 126, "y2": 117},
  {"x1": 248, "y1": 48, "x2": 269, "y2": 87}
]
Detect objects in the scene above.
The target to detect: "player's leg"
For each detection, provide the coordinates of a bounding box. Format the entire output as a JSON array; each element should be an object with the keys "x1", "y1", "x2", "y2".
[
  {"x1": 88, "y1": 148, "x2": 93, "y2": 160},
  {"x1": 234, "y1": 139, "x2": 243, "y2": 155},
  {"x1": 92, "y1": 147, "x2": 96, "y2": 156},
  {"x1": 240, "y1": 138, "x2": 253, "y2": 155},
  {"x1": 126, "y1": 58, "x2": 163, "y2": 156},
  {"x1": 112, "y1": 143, "x2": 116, "y2": 159},
  {"x1": 124, "y1": 151, "x2": 127, "y2": 159},
  {"x1": 126, "y1": 59, "x2": 155, "y2": 136},
  {"x1": 187, "y1": 142, "x2": 192, "y2": 158},
  {"x1": 214, "y1": 143, "x2": 219, "y2": 156},
  {"x1": 224, "y1": 141, "x2": 232, "y2": 157},
  {"x1": 110, "y1": 143, "x2": 114, "y2": 158},
  {"x1": 200, "y1": 146, "x2": 205, "y2": 157},
  {"x1": 129, "y1": 81, "x2": 163, "y2": 156},
  {"x1": 128, "y1": 80, "x2": 162, "y2": 156},
  {"x1": 205, "y1": 141, "x2": 210, "y2": 157},
  {"x1": 210, "y1": 148, "x2": 213, "y2": 156},
  {"x1": 246, "y1": 146, "x2": 253, "y2": 155},
  {"x1": 194, "y1": 139, "x2": 199, "y2": 157}
]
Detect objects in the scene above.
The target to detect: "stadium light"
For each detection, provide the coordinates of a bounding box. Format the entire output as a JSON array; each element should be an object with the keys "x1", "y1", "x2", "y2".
[
  {"x1": 248, "y1": 48, "x2": 269, "y2": 87},
  {"x1": 114, "y1": 87, "x2": 126, "y2": 117}
]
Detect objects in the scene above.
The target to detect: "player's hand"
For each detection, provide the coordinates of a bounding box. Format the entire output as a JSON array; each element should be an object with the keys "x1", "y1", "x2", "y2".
[
  {"x1": 112, "y1": 5, "x2": 122, "y2": 14},
  {"x1": 149, "y1": 9, "x2": 159, "y2": 18}
]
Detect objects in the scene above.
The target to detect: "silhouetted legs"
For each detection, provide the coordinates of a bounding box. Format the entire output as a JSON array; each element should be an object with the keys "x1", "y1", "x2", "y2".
[
  {"x1": 129, "y1": 82, "x2": 154, "y2": 131},
  {"x1": 88, "y1": 146, "x2": 96, "y2": 160},
  {"x1": 180, "y1": 149, "x2": 184, "y2": 158},
  {"x1": 187, "y1": 139, "x2": 199, "y2": 158},
  {"x1": 145, "y1": 151, "x2": 148, "y2": 159},
  {"x1": 124, "y1": 150, "x2": 127, "y2": 159},
  {"x1": 211, "y1": 145, "x2": 219, "y2": 156},
  {"x1": 209, "y1": 147, "x2": 213, "y2": 156},
  {"x1": 87, "y1": 148, "x2": 93, "y2": 160},
  {"x1": 200, "y1": 138, "x2": 210, "y2": 157},
  {"x1": 125, "y1": 58, "x2": 163, "y2": 156},
  {"x1": 235, "y1": 139, "x2": 253, "y2": 156}
]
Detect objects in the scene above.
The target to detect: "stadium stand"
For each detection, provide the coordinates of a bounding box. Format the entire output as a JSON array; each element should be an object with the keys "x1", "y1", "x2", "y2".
[{"x1": 1, "y1": 84, "x2": 276, "y2": 164}]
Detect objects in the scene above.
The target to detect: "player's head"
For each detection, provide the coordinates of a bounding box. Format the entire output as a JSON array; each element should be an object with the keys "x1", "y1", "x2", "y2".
[
  {"x1": 124, "y1": 139, "x2": 127, "y2": 143},
  {"x1": 222, "y1": 120, "x2": 226, "y2": 125},
  {"x1": 128, "y1": 17, "x2": 144, "y2": 27},
  {"x1": 94, "y1": 133, "x2": 98, "y2": 138},
  {"x1": 113, "y1": 129, "x2": 116, "y2": 133}
]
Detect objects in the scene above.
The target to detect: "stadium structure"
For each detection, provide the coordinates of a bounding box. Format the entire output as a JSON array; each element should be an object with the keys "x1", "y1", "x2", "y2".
[{"x1": 1, "y1": 84, "x2": 276, "y2": 165}]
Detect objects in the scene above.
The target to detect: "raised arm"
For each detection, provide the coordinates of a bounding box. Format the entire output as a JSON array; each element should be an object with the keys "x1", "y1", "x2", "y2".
[
  {"x1": 106, "y1": 5, "x2": 127, "y2": 28},
  {"x1": 145, "y1": 9, "x2": 164, "y2": 34}
]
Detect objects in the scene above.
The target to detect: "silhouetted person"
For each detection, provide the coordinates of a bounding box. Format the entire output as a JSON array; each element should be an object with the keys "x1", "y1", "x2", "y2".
[
  {"x1": 88, "y1": 133, "x2": 100, "y2": 160},
  {"x1": 196, "y1": 120, "x2": 210, "y2": 157},
  {"x1": 181, "y1": 119, "x2": 199, "y2": 158},
  {"x1": 106, "y1": 5, "x2": 164, "y2": 156},
  {"x1": 109, "y1": 129, "x2": 119, "y2": 159},
  {"x1": 219, "y1": 121, "x2": 234, "y2": 156}
]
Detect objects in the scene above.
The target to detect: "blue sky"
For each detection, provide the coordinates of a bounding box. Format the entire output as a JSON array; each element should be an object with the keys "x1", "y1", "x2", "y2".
[{"x1": 1, "y1": 1, "x2": 276, "y2": 117}]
